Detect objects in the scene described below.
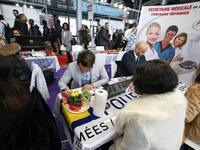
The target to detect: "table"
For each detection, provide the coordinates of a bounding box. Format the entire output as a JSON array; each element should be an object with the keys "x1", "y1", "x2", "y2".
[
  {"x1": 53, "y1": 80, "x2": 189, "y2": 150},
  {"x1": 171, "y1": 63, "x2": 196, "y2": 86},
  {"x1": 95, "y1": 51, "x2": 125, "y2": 65},
  {"x1": 24, "y1": 56, "x2": 60, "y2": 72}
]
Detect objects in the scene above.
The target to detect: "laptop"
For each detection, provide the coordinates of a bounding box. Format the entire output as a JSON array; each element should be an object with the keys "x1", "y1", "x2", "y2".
[{"x1": 103, "y1": 78, "x2": 132, "y2": 99}]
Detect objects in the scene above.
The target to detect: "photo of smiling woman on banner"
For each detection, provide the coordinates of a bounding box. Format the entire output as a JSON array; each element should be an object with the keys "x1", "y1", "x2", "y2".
[{"x1": 144, "y1": 22, "x2": 161, "y2": 61}]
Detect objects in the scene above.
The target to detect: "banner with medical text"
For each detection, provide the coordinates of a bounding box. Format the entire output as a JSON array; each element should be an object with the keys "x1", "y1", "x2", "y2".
[{"x1": 137, "y1": 1, "x2": 200, "y2": 64}]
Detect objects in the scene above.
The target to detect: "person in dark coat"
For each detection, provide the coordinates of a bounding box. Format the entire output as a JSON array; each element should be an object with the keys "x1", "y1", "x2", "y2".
[
  {"x1": 54, "y1": 19, "x2": 62, "y2": 45},
  {"x1": 14, "y1": 14, "x2": 29, "y2": 36},
  {"x1": 0, "y1": 43, "x2": 31, "y2": 87},
  {"x1": 79, "y1": 25, "x2": 91, "y2": 50},
  {"x1": 115, "y1": 41, "x2": 149, "y2": 77},
  {"x1": 0, "y1": 54, "x2": 61, "y2": 150},
  {"x1": 42, "y1": 20, "x2": 49, "y2": 37},
  {"x1": 97, "y1": 22, "x2": 110, "y2": 50},
  {"x1": 29, "y1": 19, "x2": 41, "y2": 36}
]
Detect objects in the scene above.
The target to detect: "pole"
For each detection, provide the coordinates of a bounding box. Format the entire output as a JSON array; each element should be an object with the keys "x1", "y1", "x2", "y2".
[
  {"x1": 76, "y1": 0, "x2": 82, "y2": 44},
  {"x1": 161, "y1": 0, "x2": 168, "y2": 5}
]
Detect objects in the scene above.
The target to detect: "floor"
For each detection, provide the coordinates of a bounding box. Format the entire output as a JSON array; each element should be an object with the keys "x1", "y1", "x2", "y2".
[{"x1": 47, "y1": 67, "x2": 72, "y2": 150}]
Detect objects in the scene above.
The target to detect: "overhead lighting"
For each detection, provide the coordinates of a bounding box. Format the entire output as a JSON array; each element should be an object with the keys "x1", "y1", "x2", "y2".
[
  {"x1": 23, "y1": 4, "x2": 27, "y2": 8},
  {"x1": 114, "y1": 3, "x2": 118, "y2": 7},
  {"x1": 124, "y1": 7, "x2": 127, "y2": 11},
  {"x1": 118, "y1": 4, "x2": 123, "y2": 9},
  {"x1": 15, "y1": 3, "x2": 19, "y2": 7},
  {"x1": 30, "y1": 5, "x2": 33, "y2": 8}
]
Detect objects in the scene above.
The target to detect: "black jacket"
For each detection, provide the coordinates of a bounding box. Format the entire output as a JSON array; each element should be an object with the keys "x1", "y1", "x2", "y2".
[
  {"x1": 0, "y1": 88, "x2": 61, "y2": 150},
  {"x1": 115, "y1": 50, "x2": 146, "y2": 77},
  {"x1": 9, "y1": 55, "x2": 32, "y2": 88},
  {"x1": 14, "y1": 21, "x2": 29, "y2": 36},
  {"x1": 29, "y1": 25, "x2": 41, "y2": 36},
  {"x1": 97, "y1": 27, "x2": 110, "y2": 49}
]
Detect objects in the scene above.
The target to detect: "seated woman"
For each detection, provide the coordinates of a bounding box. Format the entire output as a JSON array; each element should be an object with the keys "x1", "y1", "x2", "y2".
[
  {"x1": 185, "y1": 65, "x2": 200, "y2": 144},
  {"x1": 58, "y1": 50, "x2": 109, "y2": 91},
  {"x1": 0, "y1": 55, "x2": 61, "y2": 150},
  {"x1": 109, "y1": 60, "x2": 187, "y2": 150}
]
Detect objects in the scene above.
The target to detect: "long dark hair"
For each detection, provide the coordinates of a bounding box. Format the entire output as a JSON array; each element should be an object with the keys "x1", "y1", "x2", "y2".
[{"x1": 0, "y1": 55, "x2": 31, "y2": 112}]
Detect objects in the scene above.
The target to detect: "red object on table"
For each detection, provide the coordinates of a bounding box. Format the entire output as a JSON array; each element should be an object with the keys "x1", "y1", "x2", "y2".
[
  {"x1": 57, "y1": 54, "x2": 68, "y2": 65},
  {"x1": 69, "y1": 102, "x2": 82, "y2": 111}
]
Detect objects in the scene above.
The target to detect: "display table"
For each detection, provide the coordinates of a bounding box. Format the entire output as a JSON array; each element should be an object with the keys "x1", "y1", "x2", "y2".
[
  {"x1": 95, "y1": 51, "x2": 125, "y2": 65},
  {"x1": 24, "y1": 56, "x2": 60, "y2": 72},
  {"x1": 53, "y1": 80, "x2": 188, "y2": 150}
]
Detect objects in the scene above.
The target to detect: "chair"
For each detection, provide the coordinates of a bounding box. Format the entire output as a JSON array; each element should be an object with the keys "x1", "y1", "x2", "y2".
[
  {"x1": 185, "y1": 139, "x2": 200, "y2": 150},
  {"x1": 30, "y1": 62, "x2": 50, "y2": 102},
  {"x1": 105, "y1": 62, "x2": 118, "y2": 79}
]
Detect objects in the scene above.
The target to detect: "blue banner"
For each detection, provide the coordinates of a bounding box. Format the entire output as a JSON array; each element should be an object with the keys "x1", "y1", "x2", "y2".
[{"x1": 73, "y1": 1, "x2": 122, "y2": 17}]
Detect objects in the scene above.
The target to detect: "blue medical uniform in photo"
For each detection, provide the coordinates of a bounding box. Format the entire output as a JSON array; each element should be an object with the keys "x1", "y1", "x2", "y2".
[{"x1": 154, "y1": 41, "x2": 175, "y2": 62}]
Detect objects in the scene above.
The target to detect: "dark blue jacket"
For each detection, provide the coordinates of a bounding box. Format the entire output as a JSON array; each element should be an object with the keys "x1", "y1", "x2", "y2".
[{"x1": 115, "y1": 50, "x2": 146, "y2": 77}]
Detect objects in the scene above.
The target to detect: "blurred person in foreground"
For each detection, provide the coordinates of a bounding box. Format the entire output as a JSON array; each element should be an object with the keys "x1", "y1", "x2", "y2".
[
  {"x1": 109, "y1": 60, "x2": 187, "y2": 150},
  {"x1": 0, "y1": 43, "x2": 31, "y2": 87},
  {"x1": 0, "y1": 54, "x2": 61, "y2": 150},
  {"x1": 184, "y1": 64, "x2": 200, "y2": 144}
]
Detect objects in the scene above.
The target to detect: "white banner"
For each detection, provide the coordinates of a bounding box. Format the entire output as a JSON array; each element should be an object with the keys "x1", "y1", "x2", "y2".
[
  {"x1": 137, "y1": 2, "x2": 200, "y2": 64},
  {"x1": 68, "y1": 83, "x2": 188, "y2": 150}
]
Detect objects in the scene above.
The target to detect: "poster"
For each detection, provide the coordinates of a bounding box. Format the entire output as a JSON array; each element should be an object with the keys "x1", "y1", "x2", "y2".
[
  {"x1": 137, "y1": 2, "x2": 200, "y2": 64},
  {"x1": 39, "y1": 15, "x2": 54, "y2": 28}
]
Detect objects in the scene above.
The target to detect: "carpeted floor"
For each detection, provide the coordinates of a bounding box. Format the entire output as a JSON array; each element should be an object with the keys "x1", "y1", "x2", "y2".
[{"x1": 47, "y1": 67, "x2": 72, "y2": 150}]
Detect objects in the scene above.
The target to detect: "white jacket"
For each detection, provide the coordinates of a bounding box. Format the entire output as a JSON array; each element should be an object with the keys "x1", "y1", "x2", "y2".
[
  {"x1": 109, "y1": 89, "x2": 187, "y2": 150},
  {"x1": 30, "y1": 63, "x2": 50, "y2": 101}
]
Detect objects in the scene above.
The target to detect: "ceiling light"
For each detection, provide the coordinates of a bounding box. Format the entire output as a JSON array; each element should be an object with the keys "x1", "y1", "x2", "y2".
[
  {"x1": 118, "y1": 4, "x2": 123, "y2": 9},
  {"x1": 30, "y1": 5, "x2": 33, "y2": 8},
  {"x1": 15, "y1": 3, "x2": 19, "y2": 7},
  {"x1": 114, "y1": 3, "x2": 118, "y2": 7},
  {"x1": 23, "y1": 4, "x2": 27, "y2": 8}
]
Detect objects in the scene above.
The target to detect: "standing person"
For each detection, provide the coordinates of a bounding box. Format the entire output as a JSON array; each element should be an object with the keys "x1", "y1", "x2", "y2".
[
  {"x1": 145, "y1": 22, "x2": 161, "y2": 61},
  {"x1": 184, "y1": 65, "x2": 200, "y2": 144},
  {"x1": 29, "y1": 19, "x2": 41, "y2": 36},
  {"x1": 79, "y1": 25, "x2": 91, "y2": 50},
  {"x1": 154, "y1": 25, "x2": 178, "y2": 62},
  {"x1": 54, "y1": 19, "x2": 62, "y2": 45},
  {"x1": 97, "y1": 22, "x2": 110, "y2": 50},
  {"x1": 61, "y1": 22, "x2": 72, "y2": 62},
  {"x1": 13, "y1": 9, "x2": 20, "y2": 27},
  {"x1": 115, "y1": 41, "x2": 149, "y2": 77},
  {"x1": 95, "y1": 24, "x2": 101, "y2": 45},
  {"x1": 124, "y1": 23, "x2": 137, "y2": 41},
  {"x1": 112, "y1": 29, "x2": 118, "y2": 49},
  {"x1": 124, "y1": 27, "x2": 137, "y2": 51},
  {"x1": 0, "y1": 55, "x2": 61, "y2": 150},
  {"x1": 172, "y1": 32, "x2": 188, "y2": 62},
  {"x1": 114, "y1": 29, "x2": 124, "y2": 49},
  {"x1": 109, "y1": 60, "x2": 187, "y2": 150},
  {"x1": 14, "y1": 14, "x2": 29, "y2": 36},
  {"x1": 0, "y1": 15, "x2": 9, "y2": 41},
  {"x1": 42, "y1": 20, "x2": 50, "y2": 37}
]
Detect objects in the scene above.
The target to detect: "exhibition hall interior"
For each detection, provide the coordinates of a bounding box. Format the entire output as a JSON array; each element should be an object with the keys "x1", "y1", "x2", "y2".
[{"x1": 0, "y1": 0, "x2": 200, "y2": 150}]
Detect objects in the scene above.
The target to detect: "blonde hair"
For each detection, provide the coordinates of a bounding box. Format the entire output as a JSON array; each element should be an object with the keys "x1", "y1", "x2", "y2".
[
  {"x1": 146, "y1": 22, "x2": 161, "y2": 33},
  {"x1": 0, "y1": 37, "x2": 6, "y2": 48}
]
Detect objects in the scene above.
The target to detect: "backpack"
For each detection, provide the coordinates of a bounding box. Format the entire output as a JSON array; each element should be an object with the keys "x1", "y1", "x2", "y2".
[{"x1": 1, "y1": 22, "x2": 11, "y2": 42}]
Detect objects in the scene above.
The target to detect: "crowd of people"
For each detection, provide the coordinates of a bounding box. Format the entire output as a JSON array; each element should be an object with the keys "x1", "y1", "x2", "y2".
[{"x1": 0, "y1": 8, "x2": 200, "y2": 150}]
